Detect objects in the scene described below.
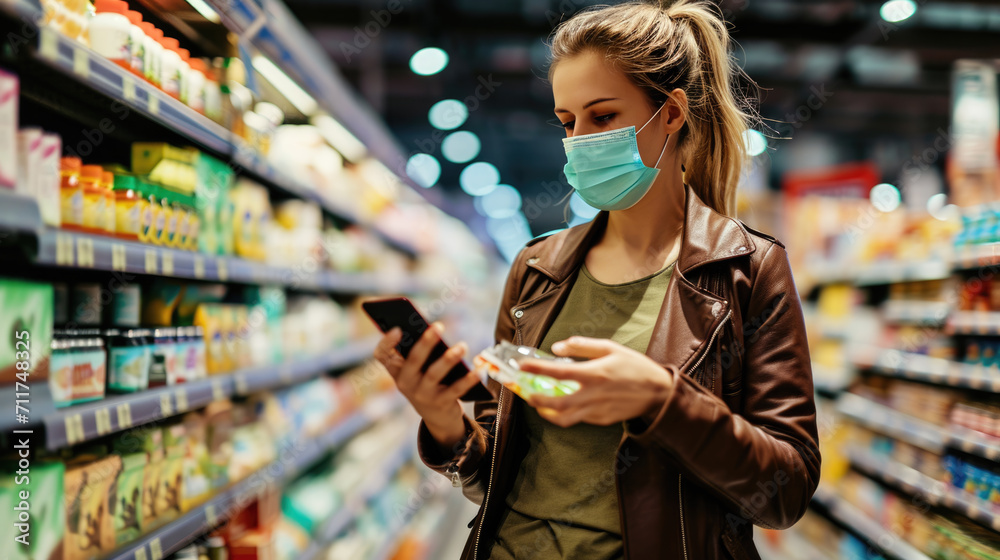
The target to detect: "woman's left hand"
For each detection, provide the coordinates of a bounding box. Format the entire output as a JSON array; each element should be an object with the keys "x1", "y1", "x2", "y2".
[{"x1": 521, "y1": 337, "x2": 674, "y2": 427}]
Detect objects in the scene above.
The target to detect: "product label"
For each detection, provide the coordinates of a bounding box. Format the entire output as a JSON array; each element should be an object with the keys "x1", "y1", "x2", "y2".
[
  {"x1": 109, "y1": 346, "x2": 151, "y2": 392},
  {"x1": 73, "y1": 348, "x2": 107, "y2": 402},
  {"x1": 117, "y1": 202, "x2": 142, "y2": 237},
  {"x1": 83, "y1": 191, "x2": 105, "y2": 230},
  {"x1": 49, "y1": 351, "x2": 74, "y2": 407}
]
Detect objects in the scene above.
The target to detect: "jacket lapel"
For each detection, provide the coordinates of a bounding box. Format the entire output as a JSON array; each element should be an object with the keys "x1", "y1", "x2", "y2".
[{"x1": 517, "y1": 185, "x2": 754, "y2": 373}]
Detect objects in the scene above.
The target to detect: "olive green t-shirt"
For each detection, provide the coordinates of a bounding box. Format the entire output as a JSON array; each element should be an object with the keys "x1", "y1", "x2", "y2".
[{"x1": 490, "y1": 262, "x2": 674, "y2": 560}]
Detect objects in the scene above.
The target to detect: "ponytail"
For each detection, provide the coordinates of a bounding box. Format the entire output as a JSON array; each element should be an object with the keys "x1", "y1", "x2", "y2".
[{"x1": 550, "y1": 0, "x2": 758, "y2": 216}]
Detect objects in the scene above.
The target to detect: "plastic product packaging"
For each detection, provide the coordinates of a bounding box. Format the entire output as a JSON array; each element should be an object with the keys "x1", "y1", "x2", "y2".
[
  {"x1": 473, "y1": 341, "x2": 580, "y2": 401},
  {"x1": 0, "y1": 70, "x2": 17, "y2": 189}
]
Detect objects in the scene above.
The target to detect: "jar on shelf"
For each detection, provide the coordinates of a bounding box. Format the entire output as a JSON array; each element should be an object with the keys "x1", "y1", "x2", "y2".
[
  {"x1": 80, "y1": 164, "x2": 106, "y2": 233},
  {"x1": 59, "y1": 156, "x2": 83, "y2": 229},
  {"x1": 102, "y1": 170, "x2": 116, "y2": 235},
  {"x1": 159, "y1": 37, "x2": 183, "y2": 98},
  {"x1": 88, "y1": 0, "x2": 131, "y2": 68},
  {"x1": 125, "y1": 10, "x2": 145, "y2": 77},
  {"x1": 113, "y1": 173, "x2": 143, "y2": 241}
]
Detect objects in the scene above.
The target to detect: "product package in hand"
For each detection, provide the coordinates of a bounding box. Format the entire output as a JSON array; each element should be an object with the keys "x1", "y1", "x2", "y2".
[{"x1": 473, "y1": 341, "x2": 580, "y2": 401}]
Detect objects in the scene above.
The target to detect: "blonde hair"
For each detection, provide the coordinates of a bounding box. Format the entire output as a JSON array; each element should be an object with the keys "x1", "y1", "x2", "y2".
[{"x1": 549, "y1": 0, "x2": 757, "y2": 216}]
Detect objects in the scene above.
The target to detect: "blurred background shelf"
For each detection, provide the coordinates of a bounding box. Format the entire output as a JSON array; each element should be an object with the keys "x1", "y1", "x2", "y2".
[
  {"x1": 811, "y1": 488, "x2": 933, "y2": 560},
  {"x1": 849, "y1": 346, "x2": 1000, "y2": 392},
  {"x1": 105, "y1": 393, "x2": 402, "y2": 560},
  {"x1": 848, "y1": 447, "x2": 1000, "y2": 533},
  {"x1": 42, "y1": 337, "x2": 379, "y2": 450}
]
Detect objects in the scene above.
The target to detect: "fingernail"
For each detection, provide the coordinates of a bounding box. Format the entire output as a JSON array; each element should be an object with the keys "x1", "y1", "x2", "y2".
[{"x1": 434, "y1": 322, "x2": 444, "y2": 333}]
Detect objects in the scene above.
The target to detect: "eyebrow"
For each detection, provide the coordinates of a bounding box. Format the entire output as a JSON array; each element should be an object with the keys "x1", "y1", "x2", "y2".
[{"x1": 554, "y1": 97, "x2": 620, "y2": 113}]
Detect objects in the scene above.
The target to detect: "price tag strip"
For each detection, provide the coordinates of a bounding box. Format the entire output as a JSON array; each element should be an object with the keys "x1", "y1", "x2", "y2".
[
  {"x1": 76, "y1": 237, "x2": 95, "y2": 267},
  {"x1": 145, "y1": 249, "x2": 159, "y2": 274},
  {"x1": 112, "y1": 243, "x2": 127, "y2": 271},
  {"x1": 94, "y1": 408, "x2": 112, "y2": 436},
  {"x1": 64, "y1": 414, "x2": 85, "y2": 445},
  {"x1": 175, "y1": 389, "x2": 189, "y2": 412},
  {"x1": 161, "y1": 250, "x2": 175, "y2": 276},
  {"x1": 117, "y1": 402, "x2": 133, "y2": 429},
  {"x1": 194, "y1": 256, "x2": 206, "y2": 279},
  {"x1": 159, "y1": 393, "x2": 173, "y2": 417}
]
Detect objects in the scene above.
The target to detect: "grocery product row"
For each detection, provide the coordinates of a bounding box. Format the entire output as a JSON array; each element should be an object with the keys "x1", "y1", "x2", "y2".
[
  {"x1": 2, "y1": 354, "x2": 412, "y2": 560},
  {"x1": 0, "y1": 2, "x2": 431, "y2": 256},
  {"x1": 2, "y1": 77, "x2": 412, "y2": 271},
  {"x1": 0, "y1": 272, "x2": 409, "y2": 443}
]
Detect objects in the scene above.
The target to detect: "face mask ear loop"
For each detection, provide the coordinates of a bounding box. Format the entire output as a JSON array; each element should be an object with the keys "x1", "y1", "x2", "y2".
[
  {"x1": 652, "y1": 133, "x2": 670, "y2": 169},
  {"x1": 636, "y1": 102, "x2": 668, "y2": 135}
]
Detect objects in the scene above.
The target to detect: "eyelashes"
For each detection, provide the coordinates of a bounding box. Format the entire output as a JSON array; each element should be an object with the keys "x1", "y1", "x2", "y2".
[{"x1": 548, "y1": 114, "x2": 616, "y2": 132}]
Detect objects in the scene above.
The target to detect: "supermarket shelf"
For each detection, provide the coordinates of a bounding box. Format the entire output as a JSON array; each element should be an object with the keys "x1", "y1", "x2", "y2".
[
  {"x1": 838, "y1": 393, "x2": 1000, "y2": 463},
  {"x1": 812, "y1": 363, "x2": 853, "y2": 396},
  {"x1": 882, "y1": 300, "x2": 952, "y2": 326},
  {"x1": 21, "y1": 226, "x2": 423, "y2": 294},
  {"x1": 199, "y1": 0, "x2": 412, "y2": 194},
  {"x1": 849, "y1": 345, "x2": 1000, "y2": 392},
  {"x1": 800, "y1": 260, "x2": 951, "y2": 287},
  {"x1": 953, "y1": 243, "x2": 1000, "y2": 270},
  {"x1": 837, "y1": 393, "x2": 946, "y2": 453},
  {"x1": 369, "y1": 483, "x2": 449, "y2": 560},
  {"x1": 299, "y1": 441, "x2": 418, "y2": 560},
  {"x1": 33, "y1": 27, "x2": 232, "y2": 154},
  {"x1": 854, "y1": 260, "x2": 952, "y2": 286},
  {"x1": 756, "y1": 527, "x2": 836, "y2": 560},
  {"x1": 947, "y1": 311, "x2": 1000, "y2": 336},
  {"x1": 848, "y1": 446, "x2": 1000, "y2": 533},
  {"x1": 42, "y1": 336, "x2": 379, "y2": 450},
  {"x1": 0, "y1": 0, "x2": 42, "y2": 21},
  {"x1": 106, "y1": 394, "x2": 405, "y2": 560},
  {"x1": 946, "y1": 426, "x2": 1000, "y2": 462},
  {"x1": 15, "y1": 26, "x2": 419, "y2": 257},
  {"x1": 811, "y1": 487, "x2": 932, "y2": 560}
]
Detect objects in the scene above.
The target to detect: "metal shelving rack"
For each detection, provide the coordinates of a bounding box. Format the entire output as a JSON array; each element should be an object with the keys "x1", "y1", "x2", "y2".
[{"x1": 0, "y1": 0, "x2": 474, "y2": 557}]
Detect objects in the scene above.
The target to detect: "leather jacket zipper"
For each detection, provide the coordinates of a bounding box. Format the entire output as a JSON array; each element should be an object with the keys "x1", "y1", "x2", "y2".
[
  {"x1": 679, "y1": 308, "x2": 730, "y2": 560},
  {"x1": 678, "y1": 474, "x2": 689, "y2": 560},
  {"x1": 473, "y1": 386, "x2": 505, "y2": 560},
  {"x1": 689, "y1": 308, "x2": 732, "y2": 374}
]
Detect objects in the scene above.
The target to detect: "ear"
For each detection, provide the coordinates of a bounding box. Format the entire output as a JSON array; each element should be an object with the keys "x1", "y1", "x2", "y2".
[{"x1": 661, "y1": 88, "x2": 688, "y2": 134}]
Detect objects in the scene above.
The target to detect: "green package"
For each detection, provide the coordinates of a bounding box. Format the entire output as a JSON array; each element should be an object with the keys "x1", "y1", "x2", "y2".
[
  {"x1": 4, "y1": 459, "x2": 65, "y2": 560},
  {"x1": 112, "y1": 452, "x2": 147, "y2": 545},
  {"x1": 0, "y1": 278, "x2": 53, "y2": 385}
]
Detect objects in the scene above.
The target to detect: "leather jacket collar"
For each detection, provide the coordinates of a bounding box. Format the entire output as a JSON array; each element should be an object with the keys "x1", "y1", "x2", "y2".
[{"x1": 522, "y1": 184, "x2": 757, "y2": 283}]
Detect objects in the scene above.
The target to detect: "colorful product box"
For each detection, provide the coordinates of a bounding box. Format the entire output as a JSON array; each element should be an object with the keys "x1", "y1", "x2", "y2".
[
  {"x1": 0, "y1": 70, "x2": 17, "y2": 189},
  {"x1": 5, "y1": 459, "x2": 65, "y2": 560},
  {"x1": 0, "y1": 279, "x2": 54, "y2": 385},
  {"x1": 38, "y1": 133, "x2": 62, "y2": 227},
  {"x1": 113, "y1": 451, "x2": 147, "y2": 545},
  {"x1": 64, "y1": 455, "x2": 122, "y2": 560}
]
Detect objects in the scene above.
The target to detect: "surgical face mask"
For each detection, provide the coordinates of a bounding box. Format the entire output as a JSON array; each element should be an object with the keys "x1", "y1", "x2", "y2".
[{"x1": 562, "y1": 104, "x2": 669, "y2": 211}]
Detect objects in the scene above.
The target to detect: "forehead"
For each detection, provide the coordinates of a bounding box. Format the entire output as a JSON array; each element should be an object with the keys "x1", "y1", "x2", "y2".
[{"x1": 551, "y1": 51, "x2": 641, "y2": 108}]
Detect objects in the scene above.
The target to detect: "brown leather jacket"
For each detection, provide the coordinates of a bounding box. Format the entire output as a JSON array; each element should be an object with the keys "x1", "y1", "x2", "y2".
[{"x1": 417, "y1": 185, "x2": 821, "y2": 560}]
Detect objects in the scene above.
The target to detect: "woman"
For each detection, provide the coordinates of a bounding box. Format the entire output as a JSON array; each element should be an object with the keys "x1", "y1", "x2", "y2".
[{"x1": 373, "y1": 1, "x2": 820, "y2": 558}]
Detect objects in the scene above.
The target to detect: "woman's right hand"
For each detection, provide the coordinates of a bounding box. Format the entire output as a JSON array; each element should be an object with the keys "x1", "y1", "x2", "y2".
[{"x1": 373, "y1": 322, "x2": 482, "y2": 452}]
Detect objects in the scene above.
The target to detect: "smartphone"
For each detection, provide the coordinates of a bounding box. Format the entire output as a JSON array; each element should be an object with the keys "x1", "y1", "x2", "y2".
[{"x1": 362, "y1": 297, "x2": 494, "y2": 401}]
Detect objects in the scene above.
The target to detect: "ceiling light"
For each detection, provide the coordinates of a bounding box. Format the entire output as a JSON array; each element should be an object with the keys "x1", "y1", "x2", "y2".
[
  {"x1": 482, "y1": 185, "x2": 522, "y2": 219},
  {"x1": 252, "y1": 56, "x2": 318, "y2": 116},
  {"x1": 410, "y1": 47, "x2": 449, "y2": 76},
  {"x1": 186, "y1": 0, "x2": 220, "y2": 23},
  {"x1": 743, "y1": 129, "x2": 768, "y2": 157},
  {"x1": 428, "y1": 99, "x2": 468, "y2": 130},
  {"x1": 441, "y1": 131, "x2": 481, "y2": 163},
  {"x1": 460, "y1": 162, "x2": 500, "y2": 196},
  {"x1": 880, "y1": 0, "x2": 917, "y2": 23},
  {"x1": 312, "y1": 114, "x2": 367, "y2": 162},
  {"x1": 870, "y1": 183, "x2": 901, "y2": 212},
  {"x1": 406, "y1": 153, "x2": 441, "y2": 188}
]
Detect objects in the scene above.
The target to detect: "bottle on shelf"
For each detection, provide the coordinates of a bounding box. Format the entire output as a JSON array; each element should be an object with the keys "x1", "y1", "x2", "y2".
[
  {"x1": 89, "y1": 0, "x2": 132, "y2": 69},
  {"x1": 59, "y1": 156, "x2": 83, "y2": 229}
]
